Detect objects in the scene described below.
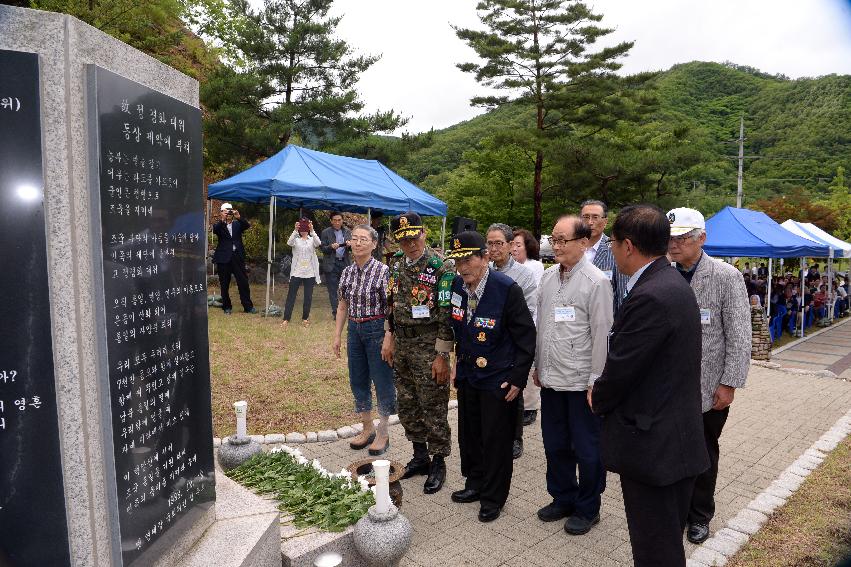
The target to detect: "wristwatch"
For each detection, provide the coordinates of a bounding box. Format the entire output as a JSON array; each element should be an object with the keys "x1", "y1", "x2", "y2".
[{"x1": 436, "y1": 351, "x2": 450, "y2": 361}]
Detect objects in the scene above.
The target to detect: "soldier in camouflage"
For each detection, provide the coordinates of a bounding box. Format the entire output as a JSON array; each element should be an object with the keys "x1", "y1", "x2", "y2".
[{"x1": 381, "y1": 212, "x2": 455, "y2": 494}]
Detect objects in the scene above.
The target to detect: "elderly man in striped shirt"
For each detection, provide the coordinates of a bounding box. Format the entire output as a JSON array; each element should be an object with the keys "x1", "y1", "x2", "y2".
[{"x1": 333, "y1": 224, "x2": 397, "y2": 456}]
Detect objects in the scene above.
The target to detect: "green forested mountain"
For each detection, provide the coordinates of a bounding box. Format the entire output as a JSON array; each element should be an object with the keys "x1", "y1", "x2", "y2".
[{"x1": 360, "y1": 61, "x2": 850, "y2": 232}]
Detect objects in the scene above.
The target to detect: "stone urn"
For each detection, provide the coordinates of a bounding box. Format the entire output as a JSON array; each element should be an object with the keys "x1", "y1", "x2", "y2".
[
  {"x1": 217, "y1": 401, "x2": 263, "y2": 471},
  {"x1": 352, "y1": 460, "x2": 412, "y2": 567},
  {"x1": 346, "y1": 458, "x2": 404, "y2": 508}
]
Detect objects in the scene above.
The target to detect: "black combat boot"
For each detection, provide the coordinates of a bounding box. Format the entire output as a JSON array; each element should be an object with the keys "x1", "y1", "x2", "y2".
[
  {"x1": 423, "y1": 455, "x2": 446, "y2": 494},
  {"x1": 402, "y1": 442, "x2": 430, "y2": 479}
]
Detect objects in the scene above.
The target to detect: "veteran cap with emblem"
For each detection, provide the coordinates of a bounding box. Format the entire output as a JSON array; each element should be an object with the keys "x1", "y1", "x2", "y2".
[
  {"x1": 391, "y1": 211, "x2": 424, "y2": 241},
  {"x1": 667, "y1": 207, "x2": 705, "y2": 237},
  {"x1": 445, "y1": 230, "x2": 487, "y2": 260}
]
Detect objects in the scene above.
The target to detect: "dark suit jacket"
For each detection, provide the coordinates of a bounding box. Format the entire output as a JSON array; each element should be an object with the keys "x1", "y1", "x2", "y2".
[
  {"x1": 212, "y1": 218, "x2": 250, "y2": 264},
  {"x1": 319, "y1": 226, "x2": 352, "y2": 273},
  {"x1": 591, "y1": 257, "x2": 709, "y2": 487}
]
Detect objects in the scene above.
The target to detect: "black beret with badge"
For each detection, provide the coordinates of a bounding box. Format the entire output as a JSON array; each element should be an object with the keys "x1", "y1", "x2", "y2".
[
  {"x1": 391, "y1": 211, "x2": 424, "y2": 240},
  {"x1": 445, "y1": 230, "x2": 487, "y2": 260}
]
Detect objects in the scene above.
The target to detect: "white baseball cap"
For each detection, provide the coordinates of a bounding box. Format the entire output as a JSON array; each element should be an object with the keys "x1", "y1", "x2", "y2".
[
  {"x1": 220, "y1": 202, "x2": 233, "y2": 211},
  {"x1": 667, "y1": 207, "x2": 705, "y2": 237}
]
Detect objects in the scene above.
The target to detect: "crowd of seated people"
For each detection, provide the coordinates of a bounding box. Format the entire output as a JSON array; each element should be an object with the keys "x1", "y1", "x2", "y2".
[{"x1": 739, "y1": 263, "x2": 849, "y2": 337}]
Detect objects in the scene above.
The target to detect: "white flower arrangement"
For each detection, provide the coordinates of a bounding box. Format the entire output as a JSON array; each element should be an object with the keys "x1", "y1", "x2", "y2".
[{"x1": 270, "y1": 444, "x2": 370, "y2": 492}]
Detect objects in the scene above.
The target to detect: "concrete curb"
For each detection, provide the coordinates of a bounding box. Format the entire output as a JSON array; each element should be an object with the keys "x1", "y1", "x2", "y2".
[
  {"x1": 750, "y1": 360, "x2": 839, "y2": 379},
  {"x1": 770, "y1": 316, "x2": 850, "y2": 356},
  {"x1": 214, "y1": 399, "x2": 460, "y2": 448},
  {"x1": 686, "y1": 407, "x2": 851, "y2": 566}
]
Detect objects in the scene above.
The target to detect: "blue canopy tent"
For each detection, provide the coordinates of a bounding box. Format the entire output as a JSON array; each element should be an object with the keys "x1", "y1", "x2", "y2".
[
  {"x1": 207, "y1": 145, "x2": 449, "y2": 313},
  {"x1": 704, "y1": 207, "x2": 831, "y2": 336}
]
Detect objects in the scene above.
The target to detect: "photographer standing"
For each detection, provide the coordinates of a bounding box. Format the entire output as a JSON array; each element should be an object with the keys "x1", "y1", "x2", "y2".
[{"x1": 212, "y1": 203, "x2": 256, "y2": 314}]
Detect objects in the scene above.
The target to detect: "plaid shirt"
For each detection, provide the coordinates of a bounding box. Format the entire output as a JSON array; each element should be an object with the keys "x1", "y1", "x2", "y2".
[
  {"x1": 338, "y1": 257, "x2": 390, "y2": 319},
  {"x1": 462, "y1": 267, "x2": 490, "y2": 323}
]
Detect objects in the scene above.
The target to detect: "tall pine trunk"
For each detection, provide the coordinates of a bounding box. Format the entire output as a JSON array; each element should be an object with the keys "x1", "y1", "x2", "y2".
[{"x1": 533, "y1": 149, "x2": 543, "y2": 239}]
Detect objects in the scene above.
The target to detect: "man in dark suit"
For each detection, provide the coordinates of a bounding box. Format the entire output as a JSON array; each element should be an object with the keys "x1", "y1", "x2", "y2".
[
  {"x1": 591, "y1": 205, "x2": 709, "y2": 567},
  {"x1": 212, "y1": 203, "x2": 256, "y2": 314},
  {"x1": 320, "y1": 212, "x2": 352, "y2": 319}
]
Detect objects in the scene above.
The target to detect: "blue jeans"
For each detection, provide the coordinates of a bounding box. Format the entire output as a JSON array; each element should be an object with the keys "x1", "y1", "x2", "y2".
[{"x1": 347, "y1": 318, "x2": 396, "y2": 416}]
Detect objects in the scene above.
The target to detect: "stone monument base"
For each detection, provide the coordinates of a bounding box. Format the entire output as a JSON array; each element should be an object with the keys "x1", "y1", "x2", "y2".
[{"x1": 178, "y1": 472, "x2": 280, "y2": 567}]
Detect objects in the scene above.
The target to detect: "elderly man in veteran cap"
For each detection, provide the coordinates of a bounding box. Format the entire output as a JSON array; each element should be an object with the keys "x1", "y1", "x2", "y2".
[
  {"x1": 381, "y1": 212, "x2": 456, "y2": 494},
  {"x1": 445, "y1": 231, "x2": 536, "y2": 522},
  {"x1": 666, "y1": 207, "x2": 751, "y2": 545}
]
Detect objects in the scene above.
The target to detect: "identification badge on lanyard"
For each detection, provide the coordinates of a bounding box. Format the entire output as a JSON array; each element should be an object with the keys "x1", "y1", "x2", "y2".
[
  {"x1": 700, "y1": 308, "x2": 711, "y2": 325},
  {"x1": 412, "y1": 305, "x2": 431, "y2": 319},
  {"x1": 554, "y1": 306, "x2": 576, "y2": 322}
]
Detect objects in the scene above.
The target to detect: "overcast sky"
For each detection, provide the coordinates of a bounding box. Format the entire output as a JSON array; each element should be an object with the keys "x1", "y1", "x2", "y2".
[{"x1": 316, "y1": 0, "x2": 851, "y2": 134}]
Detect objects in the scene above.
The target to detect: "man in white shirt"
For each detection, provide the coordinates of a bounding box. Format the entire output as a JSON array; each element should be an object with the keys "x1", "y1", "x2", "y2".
[
  {"x1": 486, "y1": 223, "x2": 538, "y2": 459},
  {"x1": 534, "y1": 215, "x2": 613, "y2": 536}
]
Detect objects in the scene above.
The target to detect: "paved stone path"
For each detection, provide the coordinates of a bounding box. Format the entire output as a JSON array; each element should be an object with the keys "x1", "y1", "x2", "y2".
[
  {"x1": 772, "y1": 318, "x2": 851, "y2": 377},
  {"x1": 289, "y1": 359, "x2": 851, "y2": 567}
]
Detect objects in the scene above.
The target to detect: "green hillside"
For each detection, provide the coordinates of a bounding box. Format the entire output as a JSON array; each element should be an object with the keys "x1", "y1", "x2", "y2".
[{"x1": 389, "y1": 61, "x2": 850, "y2": 225}]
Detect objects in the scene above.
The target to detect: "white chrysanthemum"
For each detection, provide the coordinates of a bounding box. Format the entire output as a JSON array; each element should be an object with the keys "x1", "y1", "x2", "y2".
[
  {"x1": 358, "y1": 477, "x2": 370, "y2": 492},
  {"x1": 296, "y1": 455, "x2": 309, "y2": 465},
  {"x1": 337, "y1": 469, "x2": 352, "y2": 481},
  {"x1": 270, "y1": 446, "x2": 283, "y2": 454}
]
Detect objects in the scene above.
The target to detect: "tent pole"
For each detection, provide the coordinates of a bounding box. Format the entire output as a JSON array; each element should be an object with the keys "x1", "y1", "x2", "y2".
[
  {"x1": 800, "y1": 257, "x2": 806, "y2": 338},
  {"x1": 272, "y1": 197, "x2": 277, "y2": 297},
  {"x1": 206, "y1": 200, "x2": 213, "y2": 276},
  {"x1": 827, "y1": 254, "x2": 834, "y2": 321},
  {"x1": 766, "y1": 258, "x2": 772, "y2": 319},
  {"x1": 265, "y1": 196, "x2": 274, "y2": 317},
  {"x1": 440, "y1": 216, "x2": 447, "y2": 253}
]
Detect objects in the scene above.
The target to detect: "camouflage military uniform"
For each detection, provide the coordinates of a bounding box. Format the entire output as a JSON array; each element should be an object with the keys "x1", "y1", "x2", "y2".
[{"x1": 387, "y1": 247, "x2": 455, "y2": 457}]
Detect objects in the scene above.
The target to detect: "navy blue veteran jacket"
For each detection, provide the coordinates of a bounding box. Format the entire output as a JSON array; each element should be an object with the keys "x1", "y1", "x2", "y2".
[
  {"x1": 450, "y1": 270, "x2": 536, "y2": 390},
  {"x1": 591, "y1": 257, "x2": 709, "y2": 487}
]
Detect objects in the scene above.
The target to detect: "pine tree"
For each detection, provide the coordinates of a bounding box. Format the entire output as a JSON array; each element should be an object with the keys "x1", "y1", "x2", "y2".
[
  {"x1": 204, "y1": 0, "x2": 406, "y2": 170},
  {"x1": 455, "y1": 0, "x2": 633, "y2": 237}
]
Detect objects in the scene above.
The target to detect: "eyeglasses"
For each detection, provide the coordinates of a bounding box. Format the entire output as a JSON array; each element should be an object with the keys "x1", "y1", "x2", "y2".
[
  {"x1": 550, "y1": 236, "x2": 584, "y2": 247},
  {"x1": 668, "y1": 235, "x2": 694, "y2": 245},
  {"x1": 350, "y1": 236, "x2": 372, "y2": 244},
  {"x1": 486, "y1": 240, "x2": 507, "y2": 248},
  {"x1": 581, "y1": 214, "x2": 605, "y2": 221}
]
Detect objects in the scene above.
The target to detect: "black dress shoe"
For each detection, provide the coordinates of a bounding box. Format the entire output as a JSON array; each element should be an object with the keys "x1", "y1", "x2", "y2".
[
  {"x1": 423, "y1": 456, "x2": 446, "y2": 494},
  {"x1": 451, "y1": 488, "x2": 481, "y2": 503},
  {"x1": 401, "y1": 456, "x2": 430, "y2": 479},
  {"x1": 349, "y1": 431, "x2": 376, "y2": 450},
  {"x1": 564, "y1": 513, "x2": 600, "y2": 535},
  {"x1": 537, "y1": 502, "x2": 572, "y2": 522},
  {"x1": 687, "y1": 522, "x2": 710, "y2": 544},
  {"x1": 522, "y1": 409, "x2": 538, "y2": 426},
  {"x1": 478, "y1": 507, "x2": 501, "y2": 522},
  {"x1": 512, "y1": 439, "x2": 523, "y2": 459},
  {"x1": 368, "y1": 438, "x2": 389, "y2": 456}
]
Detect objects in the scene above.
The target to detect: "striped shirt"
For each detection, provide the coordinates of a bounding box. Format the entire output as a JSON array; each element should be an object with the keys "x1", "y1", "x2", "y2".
[
  {"x1": 338, "y1": 257, "x2": 390, "y2": 319},
  {"x1": 592, "y1": 233, "x2": 630, "y2": 316}
]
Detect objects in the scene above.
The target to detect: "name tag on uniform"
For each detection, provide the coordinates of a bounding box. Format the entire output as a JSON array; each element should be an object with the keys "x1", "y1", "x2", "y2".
[
  {"x1": 603, "y1": 270, "x2": 613, "y2": 280},
  {"x1": 700, "y1": 308, "x2": 711, "y2": 325},
  {"x1": 412, "y1": 305, "x2": 431, "y2": 319},
  {"x1": 451, "y1": 292, "x2": 463, "y2": 307},
  {"x1": 555, "y1": 306, "x2": 576, "y2": 322}
]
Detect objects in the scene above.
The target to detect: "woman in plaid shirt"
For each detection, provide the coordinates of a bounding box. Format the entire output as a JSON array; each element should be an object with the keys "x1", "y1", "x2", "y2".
[{"x1": 333, "y1": 224, "x2": 396, "y2": 456}]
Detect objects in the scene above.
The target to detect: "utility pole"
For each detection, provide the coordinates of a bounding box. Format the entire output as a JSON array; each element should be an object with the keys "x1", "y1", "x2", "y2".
[{"x1": 736, "y1": 116, "x2": 744, "y2": 208}]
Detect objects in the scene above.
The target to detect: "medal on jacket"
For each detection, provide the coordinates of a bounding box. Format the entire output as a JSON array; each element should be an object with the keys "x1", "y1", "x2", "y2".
[
  {"x1": 475, "y1": 356, "x2": 488, "y2": 368},
  {"x1": 477, "y1": 332, "x2": 487, "y2": 342}
]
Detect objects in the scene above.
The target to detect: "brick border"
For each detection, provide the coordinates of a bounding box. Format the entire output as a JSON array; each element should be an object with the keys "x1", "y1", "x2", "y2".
[
  {"x1": 213, "y1": 400, "x2": 459, "y2": 448},
  {"x1": 686, "y1": 407, "x2": 851, "y2": 566}
]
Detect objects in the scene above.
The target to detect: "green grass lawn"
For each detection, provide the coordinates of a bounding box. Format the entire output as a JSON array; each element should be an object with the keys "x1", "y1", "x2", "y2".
[
  {"x1": 727, "y1": 438, "x2": 851, "y2": 567},
  {"x1": 208, "y1": 282, "x2": 358, "y2": 437}
]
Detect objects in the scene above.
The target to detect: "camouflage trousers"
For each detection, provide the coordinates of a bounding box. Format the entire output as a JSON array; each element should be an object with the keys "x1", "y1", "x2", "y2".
[{"x1": 394, "y1": 332, "x2": 451, "y2": 457}]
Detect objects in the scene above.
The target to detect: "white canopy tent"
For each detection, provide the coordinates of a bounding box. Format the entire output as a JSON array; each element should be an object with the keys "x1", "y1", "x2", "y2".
[{"x1": 781, "y1": 220, "x2": 851, "y2": 323}]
